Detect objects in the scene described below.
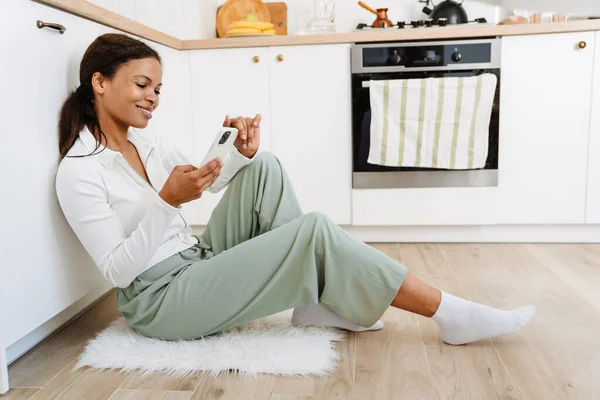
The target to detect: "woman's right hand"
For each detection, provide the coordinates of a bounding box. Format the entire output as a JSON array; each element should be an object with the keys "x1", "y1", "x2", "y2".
[{"x1": 158, "y1": 158, "x2": 223, "y2": 208}]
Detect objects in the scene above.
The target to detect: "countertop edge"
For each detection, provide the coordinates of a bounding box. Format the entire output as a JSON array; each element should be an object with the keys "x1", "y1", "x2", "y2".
[
  {"x1": 36, "y1": 0, "x2": 600, "y2": 51},
  {"x1": 184, "y1": 20, "x2": 600, "y2": 50}
]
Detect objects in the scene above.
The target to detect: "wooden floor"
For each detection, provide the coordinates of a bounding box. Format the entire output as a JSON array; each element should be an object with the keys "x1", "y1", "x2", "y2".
[{"x1": 5, "y1": 243, "x2": 600, "y2": 400}]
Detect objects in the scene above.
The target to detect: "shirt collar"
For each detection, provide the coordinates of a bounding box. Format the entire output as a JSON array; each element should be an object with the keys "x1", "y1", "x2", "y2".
[{"x1": 78, "y1": 126, "x2": 156, "y2": 169}]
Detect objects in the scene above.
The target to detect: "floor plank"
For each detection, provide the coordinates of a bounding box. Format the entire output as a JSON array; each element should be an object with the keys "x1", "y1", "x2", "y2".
[
  {"x1": 397, "y1": 244, "x2": 523, "y2": 400},
  {"x1": 6, "y1": 244, "x2": 600, "y2": 400},
  {"x1": 8, "y1": 291, "x2": 121, "y2": 388},
  {"x1": 524, "y1": 244, "x2": 600, "y2": 314},
  {"x1": 109, "y1": 390, "x2": 193, "y2": 400},
  {"x1": 270, "y1": 397, "x2": 353, "y2": 400},
  {"x1": 352, "y1": 244, "x2": 437, "y2": 400},
  {"x1": 271, "y1": 333, "x2": 355, "y2": 398},
  {"x1": 0, "y1": 387, "x2": 39, "y2": 400},
  {"x1": 27, "y1": 360, "x2": 128, "y2": 400},
  {"x1": 441, "y1": 243, "x2": 600, "y2": 399},
  {"x1": 119, "y1": 371, "x2": 201, "y2": 391},
  {"x1": 190, "y1": 373, "x2": 276, "y2": 400}
]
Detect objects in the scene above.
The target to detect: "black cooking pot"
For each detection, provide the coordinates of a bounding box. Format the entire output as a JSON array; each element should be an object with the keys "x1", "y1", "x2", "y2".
[{"x1": 423, "y1": 0, "x2": 468, "y2": 25}]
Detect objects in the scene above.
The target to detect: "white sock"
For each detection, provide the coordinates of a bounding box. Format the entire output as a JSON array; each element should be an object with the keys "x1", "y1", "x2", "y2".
[
  {"x1": 291, "y1": 303, "x2": 384, "y2": 332},
  {"x1": 431, "y1": 291, "x2": 535, "y2": 345}
]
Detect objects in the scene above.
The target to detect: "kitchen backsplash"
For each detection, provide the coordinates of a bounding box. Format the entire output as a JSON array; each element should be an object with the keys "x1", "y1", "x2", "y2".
[
  {"x1": 90, "y1": 0, "x2": 511, "y2": 40},
  {"x1": 275, "y1": 0, "x2": 510, "y2": 35}
]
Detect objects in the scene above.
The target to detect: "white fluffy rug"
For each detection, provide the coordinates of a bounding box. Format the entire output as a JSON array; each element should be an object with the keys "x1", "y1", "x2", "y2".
[{"x1": 74, "y1": 310, "x2": 346, "y2": 377}]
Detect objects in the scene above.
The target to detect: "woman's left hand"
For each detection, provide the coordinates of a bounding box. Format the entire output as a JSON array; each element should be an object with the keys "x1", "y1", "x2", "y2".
[{"x1": 224, "y1": 114, "x2": 261, "y2": 159}]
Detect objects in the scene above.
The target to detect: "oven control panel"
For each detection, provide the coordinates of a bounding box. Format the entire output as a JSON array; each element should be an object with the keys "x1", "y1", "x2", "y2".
[{"x1": 351, "y1": 38, "x2": 501, "y2": 73}]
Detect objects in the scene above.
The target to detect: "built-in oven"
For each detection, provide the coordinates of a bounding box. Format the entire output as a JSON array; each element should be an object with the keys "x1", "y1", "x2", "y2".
[{"x1": 351, "y1": 38, "x2": 501, "y2": 189}]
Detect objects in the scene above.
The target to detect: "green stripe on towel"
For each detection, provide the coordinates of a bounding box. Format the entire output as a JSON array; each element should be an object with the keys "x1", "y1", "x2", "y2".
[
  {"x1": 398, "y1": 80, "x2": 408, "y2": 166},
  {"x1": 380, "y1": 81, "x2": 390, "y2": 164},
  {"x1": 468, "y1": 76, "x2": 484, "y2": 169},
  {"x1": 416, "y1": 79, "x2": 427, "y2": 167},
  {"x1": 432, "y1": 79, "x2": 445, "y2": 168},
  {"x1": 450, "y1": 78, "x2": 464, "y2": 169}
]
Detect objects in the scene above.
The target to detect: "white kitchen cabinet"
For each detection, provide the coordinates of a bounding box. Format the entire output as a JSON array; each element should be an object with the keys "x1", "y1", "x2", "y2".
[
  {"x1": 498, "y1": 32, "x2": 595, "y2": 224},
  {"x1": 140, "y1": 44, "x2": 196, "y2": 223},
  {"x1": 352, "y1": 187, "x2": 499, "y2": 226},
  {"x1": 270, "y1": 44, "x2": 352, "y2": 225},
  {"x1": 0, "y1": 0, "x2": 115, "y2": 392},
  {"x1": 586, "y1": 31, "x2": 600, "y2": 223},
  {"x1": 189, "y1": 44, "x2": 352, "y2": 226},
  {"x1": 189, "y1": 47, "x2": 272, "y2": 225}
]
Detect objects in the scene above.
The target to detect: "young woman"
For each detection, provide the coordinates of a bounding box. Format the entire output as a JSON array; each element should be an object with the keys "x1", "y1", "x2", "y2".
[{"x1": 55, "y1": 33, "x2": 535, "y2": 344}]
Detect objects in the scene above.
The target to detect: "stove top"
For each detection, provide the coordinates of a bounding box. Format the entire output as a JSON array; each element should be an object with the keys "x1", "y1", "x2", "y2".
[{"x1": 355, "y1": 18, "x2": 488, "y2": 30}]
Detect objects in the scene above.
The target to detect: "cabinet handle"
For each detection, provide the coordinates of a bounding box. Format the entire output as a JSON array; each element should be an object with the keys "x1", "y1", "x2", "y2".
[
  {"x1": 578, "y1": 40, "x2": 587, "y2": 49},
  {"x1": 253, "y1": 56, "x2": 260, "y2": 63},
  {"x1": 277, "y1": 54, "x2": 284, "y2": 62},
  {"x1": 36, "y1": 20, "x2": 66, "y2": 34}
]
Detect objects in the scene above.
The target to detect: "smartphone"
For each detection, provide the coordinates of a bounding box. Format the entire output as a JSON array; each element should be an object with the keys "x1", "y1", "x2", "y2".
[{"x1": 200, "y1": 127, "x2": 239, "y2": 167}]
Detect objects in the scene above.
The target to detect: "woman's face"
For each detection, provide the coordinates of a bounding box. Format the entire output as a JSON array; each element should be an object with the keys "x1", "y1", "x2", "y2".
[{"x1": 94, "y1": 57, "x2": 162, "y2": 129}]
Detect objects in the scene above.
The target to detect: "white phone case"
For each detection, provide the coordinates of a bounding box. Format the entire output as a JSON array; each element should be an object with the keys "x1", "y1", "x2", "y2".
[{"x1": 200, "y1": 127, "x2": 239, "y2": 167}]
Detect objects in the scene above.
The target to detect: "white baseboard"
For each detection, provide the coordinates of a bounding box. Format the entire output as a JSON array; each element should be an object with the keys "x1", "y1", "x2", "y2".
[
  {"x1": 193, "y1": 224, "x2": 600, "y2": 243},
  {"x1": 2, "y1": 279, "x2": 114, "y2": 394},
  {"x1": 1, "y1": 347, "x2": 7, "y2": 395}
]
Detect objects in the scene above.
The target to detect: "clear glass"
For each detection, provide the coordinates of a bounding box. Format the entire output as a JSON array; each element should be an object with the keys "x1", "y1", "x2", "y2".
[{"x1": 306, "y1": 0, "x2": 336, "y2": 33}]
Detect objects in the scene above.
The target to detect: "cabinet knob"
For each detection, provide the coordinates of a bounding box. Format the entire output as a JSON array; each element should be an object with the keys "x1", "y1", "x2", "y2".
[
  {"x1": 277, "y1": 54, "x2": 284, "y2": 62},
  {"x1": 253, "y1": 55, "x2": 260, "y2": 63},
  {"x1": 578, "y1": 40, "x2": 587, "y2": 49},
  {"x1": 36, "y1": 20, "x2": 66, "y2": 34}
]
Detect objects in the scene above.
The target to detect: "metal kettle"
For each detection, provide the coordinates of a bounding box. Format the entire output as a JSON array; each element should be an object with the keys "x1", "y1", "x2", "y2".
[{"x1": 422, "y1": 0, "x2": 468, "y2": 25}]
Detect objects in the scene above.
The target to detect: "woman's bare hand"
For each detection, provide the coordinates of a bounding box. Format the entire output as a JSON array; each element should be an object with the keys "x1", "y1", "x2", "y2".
[
  {"x1": 158, "y1": 159, "x2": 223, "y2": 207},
  {"x1": 223, "y1": 114, "x2": 261, "y2": 159}
]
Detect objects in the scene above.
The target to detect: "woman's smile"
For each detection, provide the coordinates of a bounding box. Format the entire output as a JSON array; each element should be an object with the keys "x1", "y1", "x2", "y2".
[{"x1": 136, "y1": 105, "x2": 153, "y2": 119}]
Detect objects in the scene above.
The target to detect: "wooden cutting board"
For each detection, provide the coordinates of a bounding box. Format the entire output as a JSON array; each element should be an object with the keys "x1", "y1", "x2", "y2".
[
  {"x1": 216, "y1": 0, "x2": 271, "y2": 38},
  {"x1": 266, "y1": 2, "x2": 288, "y2": 36}
]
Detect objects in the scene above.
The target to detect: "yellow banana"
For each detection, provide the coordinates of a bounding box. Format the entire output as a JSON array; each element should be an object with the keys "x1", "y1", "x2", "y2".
[
  {"x1": 227, "y1": 27, "x2": 263, "y2": 35},
  {"x1": 262, "y1": 29, "x2": 276, "y2": 35},
  {"x1": 228, "y1": 20, "x2": 274, "y2": 31}
]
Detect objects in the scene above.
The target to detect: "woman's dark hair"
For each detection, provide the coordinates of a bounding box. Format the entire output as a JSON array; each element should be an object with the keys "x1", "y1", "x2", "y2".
[{"x1": 58, "y1": 33, "x2": 161, "y2": 160}]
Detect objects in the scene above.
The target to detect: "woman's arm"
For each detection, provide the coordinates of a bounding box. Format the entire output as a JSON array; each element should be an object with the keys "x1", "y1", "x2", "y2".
[
  {"x1": 149, "y1": 128, "x2": 253, "y2": 194},
  {"x1": 55, "y1": 160, "x2": 180, "y2": 288},
  {"x1": 206, "y1": 149, "x2": 253, "y2": 193}
]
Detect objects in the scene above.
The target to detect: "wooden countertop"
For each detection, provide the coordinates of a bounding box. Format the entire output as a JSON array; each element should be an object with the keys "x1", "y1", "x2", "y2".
[{"x1": 36, "y1": 0, "x2": 600, "y2": 51}]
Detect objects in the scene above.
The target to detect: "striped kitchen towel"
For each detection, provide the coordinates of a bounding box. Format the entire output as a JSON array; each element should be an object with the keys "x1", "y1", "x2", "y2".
[{"x1": 367, "y1": 74, "x2": 497, "y2": 169}]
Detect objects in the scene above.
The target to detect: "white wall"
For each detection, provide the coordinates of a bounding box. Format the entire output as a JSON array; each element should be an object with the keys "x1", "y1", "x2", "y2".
[
  {"x1": 88, "y1": 0, "x2": 600, "y2": 40},
  {"x1": 282, "y1": 0, "x2": 509, "y2": 35},
  {"x1": 475, "y1": 0, "x2": 600, "y2": 16},
  {"x1": 91, "y1": 0, "x2": 511, "y2": 39},
  {"x1": 88, "y1": 0, "x2": 218, "y2": 39}
]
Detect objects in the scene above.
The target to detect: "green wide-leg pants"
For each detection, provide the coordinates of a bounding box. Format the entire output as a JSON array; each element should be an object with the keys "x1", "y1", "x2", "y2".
[{"x1": 116, "y1": 152, "x2": 407, "y2": 340}]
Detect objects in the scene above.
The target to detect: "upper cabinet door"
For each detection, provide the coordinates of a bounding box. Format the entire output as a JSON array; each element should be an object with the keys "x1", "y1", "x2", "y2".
[
  {"x1": 188, "y1": 47, "x2": 271, "y2": 225},
  {"x1": 586, "y1": 32, "x2": 600, "y2": 223},
  {"x1": 0, "y1": 0, "x2": 113, "y2": 347},
  {"x1": 269, "y1": 44, "x2": 353, "y2": 225},
  {"x1": 498, "y1": 32, "x2": 595, "y2": 224}
]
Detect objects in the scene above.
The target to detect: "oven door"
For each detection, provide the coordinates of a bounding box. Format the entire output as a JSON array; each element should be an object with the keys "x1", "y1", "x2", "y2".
[{"x1": 351, "y1": 69, "x2": 501, "y2": 189}]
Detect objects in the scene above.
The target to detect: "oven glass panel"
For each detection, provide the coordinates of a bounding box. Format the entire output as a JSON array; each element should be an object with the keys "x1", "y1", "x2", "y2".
[{"x1": 351, "y1": 69, "x2": 500, "y2": 173}]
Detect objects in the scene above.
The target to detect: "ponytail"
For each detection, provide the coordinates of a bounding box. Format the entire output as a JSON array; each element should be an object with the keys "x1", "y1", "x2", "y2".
[{"x1": 58, "y1": 84, "x2": 104, "y2": 159}]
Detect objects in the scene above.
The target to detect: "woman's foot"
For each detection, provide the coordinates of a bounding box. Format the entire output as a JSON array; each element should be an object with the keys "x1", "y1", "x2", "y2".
[
  {"x1": 292, "y1": 303, "x2": 384, "y2": 332},
  {"x1": 432, "y1": 291, "x2": 536, "y2": 345}
]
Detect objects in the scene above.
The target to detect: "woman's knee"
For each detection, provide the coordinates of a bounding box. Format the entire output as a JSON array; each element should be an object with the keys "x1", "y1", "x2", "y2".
[
  {"x1": 301, "y1": 211, "x2": 333, "y2": 229},
  {"x1": 235, "y1": 151, "x2": 281, "y2": 183},
  {"x1": 249, "y1": 151, "x2": 280, "y2": 171}
]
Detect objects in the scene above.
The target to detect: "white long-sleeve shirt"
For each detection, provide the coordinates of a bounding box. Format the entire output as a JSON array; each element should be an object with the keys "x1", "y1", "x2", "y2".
[{"x1": 55, "y1": 127, "x2": 253, "y2": 289}]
